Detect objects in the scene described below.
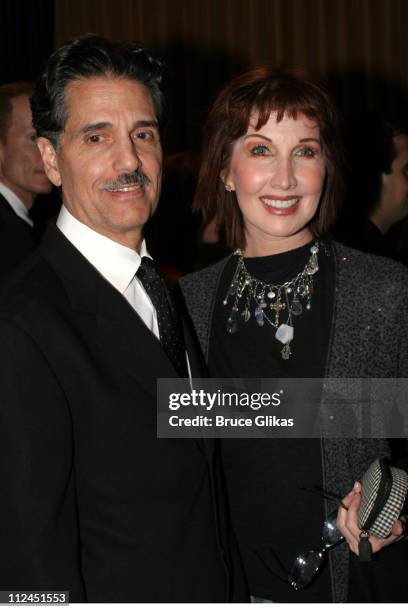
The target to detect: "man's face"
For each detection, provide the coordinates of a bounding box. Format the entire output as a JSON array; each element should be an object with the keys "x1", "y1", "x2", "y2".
[
  {"x1": 0, "y1": 95, "x2": 52, "y2": 208},
  {"x1": 38, "y1": 76, "x2": 163, "y2": 249},
  {"x1": 382, "y1": 133, "x2": 408, "y2": 224}
]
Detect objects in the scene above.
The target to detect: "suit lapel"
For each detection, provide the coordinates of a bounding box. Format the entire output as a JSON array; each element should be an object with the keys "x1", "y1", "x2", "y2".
[
  {"x1": 39, "y1": 224, "x2": 179, "y2": 401},
  {"x1": 39, "y1": 224, "x2": 208, "y2": 457},
  {"x1": 94, "y1": 277, "x2": 180, "y2": 400}
]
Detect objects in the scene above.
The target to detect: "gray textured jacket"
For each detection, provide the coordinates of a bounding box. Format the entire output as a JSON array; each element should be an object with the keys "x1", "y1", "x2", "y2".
[{"x1": 180, "y1": 241, "x2": 408, "y2": 602}]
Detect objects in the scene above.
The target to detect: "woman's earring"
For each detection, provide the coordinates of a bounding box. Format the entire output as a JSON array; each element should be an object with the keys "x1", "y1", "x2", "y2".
[{"x1": 224, "y1": 184, "x2": 233, "y2": 192}]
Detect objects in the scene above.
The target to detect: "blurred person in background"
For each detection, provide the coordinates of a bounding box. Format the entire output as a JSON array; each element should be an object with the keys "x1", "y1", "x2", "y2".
[
  {"x1": 0, "y1": 82, "x2": 52, "y2": 279},
  {"x1": 334, "y1": 114, "x2": 408, "y2": 259}
]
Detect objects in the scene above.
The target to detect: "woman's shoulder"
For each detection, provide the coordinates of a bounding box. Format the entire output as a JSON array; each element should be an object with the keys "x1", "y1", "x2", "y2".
[
  {"x1": 331, "y1": 240, "x2": 408, "y2": 286},
  {"x1": 179, "y1": 256, "x2": 233, "y2": 354},
  {"x1": 179, "y1": 255, "x2": 232, "y2": 297}
]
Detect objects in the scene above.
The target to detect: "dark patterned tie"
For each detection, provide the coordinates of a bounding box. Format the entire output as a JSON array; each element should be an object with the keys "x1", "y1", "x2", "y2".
[{"x1": 136, "y1": 256, "x2": 188, "y2": 377}]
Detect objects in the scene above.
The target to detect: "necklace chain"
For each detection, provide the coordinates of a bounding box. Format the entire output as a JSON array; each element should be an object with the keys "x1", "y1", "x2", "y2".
[{"x1": 223, "y1": 242, "x2": 320, "y2": 360}]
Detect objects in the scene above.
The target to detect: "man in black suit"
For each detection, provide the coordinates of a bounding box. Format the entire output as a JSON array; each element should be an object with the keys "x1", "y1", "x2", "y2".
[
  {"x1": 0, "y1": 82, "x2": 52, "y2": 279},
  {"x1": 0, "y1": 35, "x2": 247, "y2": 602}
]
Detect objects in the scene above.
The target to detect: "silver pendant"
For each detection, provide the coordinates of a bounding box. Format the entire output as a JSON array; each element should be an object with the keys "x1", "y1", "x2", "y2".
[
  {"x1": 275, "y1": 323, "x2": 294, "y2": 344},
  {"x1": 291, "y1": 299, "x2": 303, "y2": 316},
  {"x1": 241, "y1": 308, "x2": 251, "y2": 322},
  {"x1": 281, "y1": 343, "x2": 292, "y2": 360}
]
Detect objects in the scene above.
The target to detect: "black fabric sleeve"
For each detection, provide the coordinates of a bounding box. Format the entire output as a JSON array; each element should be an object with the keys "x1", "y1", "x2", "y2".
[{"x1": 0, "y1": 320, "x2": 85, "y2": 600}]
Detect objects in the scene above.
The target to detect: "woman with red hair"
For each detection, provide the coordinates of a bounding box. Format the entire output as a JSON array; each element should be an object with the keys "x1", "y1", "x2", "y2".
[{"x1": 180, "y1": 67, "x2": 408, "y2": 603}]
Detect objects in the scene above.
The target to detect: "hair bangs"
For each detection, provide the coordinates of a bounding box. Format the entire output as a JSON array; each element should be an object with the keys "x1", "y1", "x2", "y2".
[{"x1": 252, "y1": 85, "x2": 325, "y2": 132}]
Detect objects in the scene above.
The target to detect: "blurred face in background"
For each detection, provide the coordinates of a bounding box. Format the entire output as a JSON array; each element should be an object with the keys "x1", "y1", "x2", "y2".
[
  {"x1": 381, "y1": 133, "x2": 408, "y2": 225},
  {"x1": 0, "y1": 95, "x2": 52, "y2": 208},
  {"x1": 222, "y1": 111, "x2": 326, "y2": 256}
]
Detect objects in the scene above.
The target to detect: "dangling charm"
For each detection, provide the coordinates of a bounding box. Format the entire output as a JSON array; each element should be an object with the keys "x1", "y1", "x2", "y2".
[
  {"x1": 275, "y1": 323, "x2": 294, "y2": 345},
  {"x1": 306, "y1": 244, "x2": 319, "y2": 275},
  {"x1": 291, "y1": 297, "x2": 302, "y2": 316},
  {"x1": 281, "y1": 343, "x2": 292, "y2": 360},
  {"x1": 255, "y1": 306, "x2": 264, "y2": 326},
  {"x1": 227, "y1": 307, "x2": 239, "y2": 333},
  {"x1": 241, "y1": 308, "x2": 251, "y2": 322},
  {"x1": 276, "y1": 323, "x2": 294, "y2": 361},
  {"x1": 271, "y1": 299, "x2": 286, "y2": 327}
]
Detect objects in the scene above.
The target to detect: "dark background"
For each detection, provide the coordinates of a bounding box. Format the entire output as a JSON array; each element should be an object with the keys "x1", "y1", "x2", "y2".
[
  {"x1": 2, "y1": 0, "x2": 407, "y2": 152},
  {"x1": 1, "y1": 0, "x2": 408, "y2": 270}
]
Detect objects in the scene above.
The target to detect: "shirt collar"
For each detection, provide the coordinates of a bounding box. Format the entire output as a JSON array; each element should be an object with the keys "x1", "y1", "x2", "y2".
[
  {"x1": 56, "y1": 205, "x2": 152, "y2": 294},
  {"x1": 0, "y1": 182, "x2": 34, "y2": 227}
]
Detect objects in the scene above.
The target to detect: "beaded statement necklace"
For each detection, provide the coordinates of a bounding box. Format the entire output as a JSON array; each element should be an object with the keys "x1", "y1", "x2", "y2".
[{"x1": 223, "y1": 243, "x2": 320, "y2": 360}]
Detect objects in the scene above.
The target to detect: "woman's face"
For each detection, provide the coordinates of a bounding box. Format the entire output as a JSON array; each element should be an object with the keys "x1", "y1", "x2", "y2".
[{"x1": 222, "y1": 111, "x2": 326, "y2": 255}]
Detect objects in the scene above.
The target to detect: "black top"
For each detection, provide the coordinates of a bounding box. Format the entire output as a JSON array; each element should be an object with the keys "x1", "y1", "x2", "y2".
[
  {"x1": 0, "y1": 193, "x2": 37, "y2": 282},
  {"x1": 208, "y1": 241, "x2": 336, "y2": 602}
]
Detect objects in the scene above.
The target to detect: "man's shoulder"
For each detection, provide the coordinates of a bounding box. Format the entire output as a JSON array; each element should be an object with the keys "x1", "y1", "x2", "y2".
[
  {"x1": 0, "y1": 251, "x2": 67, "y2": 328},
  {"x1": 0, "y1": 194, "x2": 32, "y2": 233}
]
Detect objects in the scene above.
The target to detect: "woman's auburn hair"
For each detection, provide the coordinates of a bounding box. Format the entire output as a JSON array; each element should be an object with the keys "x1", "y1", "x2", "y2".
[{"x1": 193, "y1": 67, "x2": 345, "y2": 250}]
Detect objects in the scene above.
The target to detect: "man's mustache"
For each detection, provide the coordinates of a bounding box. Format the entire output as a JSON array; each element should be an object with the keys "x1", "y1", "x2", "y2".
[{"x1": 99, "y1": 169, "x2": 150, "y2": 190}]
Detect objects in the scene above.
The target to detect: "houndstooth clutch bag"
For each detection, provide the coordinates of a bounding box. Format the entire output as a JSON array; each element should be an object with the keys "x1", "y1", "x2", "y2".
[{"x1": 358, "y1": 458, "x2": 408, "y2": 539}]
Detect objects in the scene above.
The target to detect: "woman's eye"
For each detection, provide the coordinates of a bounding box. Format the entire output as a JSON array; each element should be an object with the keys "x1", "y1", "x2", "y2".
[
  {"x1": 250, "y1": 143, "x2": 270, "y2": 156},
  {"x1": 295, "y1": 146, "x2": 318, "y2": 158}
]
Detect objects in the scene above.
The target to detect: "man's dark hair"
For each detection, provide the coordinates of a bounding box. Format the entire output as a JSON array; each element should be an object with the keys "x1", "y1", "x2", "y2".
[
  {"x1": 344, "y1": 112, "x2": 408, "y2": 215},
  {"x1": 0, "y1": 82, "x2": 35, "y2": 143},
  {"x1": 31, "y1": 33, "x2": 165, "y2": 148}
]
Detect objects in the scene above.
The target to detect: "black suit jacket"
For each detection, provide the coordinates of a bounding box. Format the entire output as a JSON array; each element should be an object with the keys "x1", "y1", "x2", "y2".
[
  {"x1": 0, "y1": 223, "x2": 248, "y2": 602},
  {"x1": 0, "y1": 193, "x2": 37, "y2": 281}
]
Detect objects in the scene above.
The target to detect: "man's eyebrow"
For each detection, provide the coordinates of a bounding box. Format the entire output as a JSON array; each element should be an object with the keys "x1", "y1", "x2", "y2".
[
  {"x1": 134, "y1": 120, "x2": 159, "y2": 129},
  {"x1": 77, "y1": 122, "x2": 112, "y2": 136},
  {"x1": 76, "y1": 119, "x2": 159, "y2": 137}
]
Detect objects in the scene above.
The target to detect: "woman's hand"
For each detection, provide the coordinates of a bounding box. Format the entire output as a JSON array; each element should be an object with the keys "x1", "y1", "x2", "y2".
[{"x1": 336, "y1": 481, "x2": 406, "y2": 556}]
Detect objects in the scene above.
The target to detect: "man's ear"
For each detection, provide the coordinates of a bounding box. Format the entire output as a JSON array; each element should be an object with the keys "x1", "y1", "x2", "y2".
[{"x1": 37, "y1": 137, "x2": 62, "y2": 187}]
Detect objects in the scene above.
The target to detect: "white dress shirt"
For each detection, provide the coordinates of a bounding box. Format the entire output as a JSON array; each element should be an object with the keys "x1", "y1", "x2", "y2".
[
  {"x1": 0, "y1": 182, "x2": 34, "y2": 227},
  {"x1": 56, "y1": 205, "x2": 160, "y2": 339}
]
